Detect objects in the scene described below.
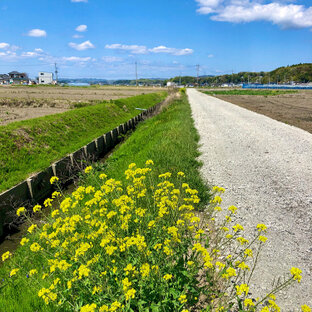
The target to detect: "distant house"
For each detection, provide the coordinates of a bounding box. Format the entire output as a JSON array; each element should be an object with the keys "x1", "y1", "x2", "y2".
[
  {"x1": 0, "y1": 74, "x2": 9, "y2": 85},
  {"x1": 8, "y1": 71, "x2": 29, "y2": 84},
  {"x1": 38, "y1": 72, "x2": 54, "y2": 84},
  {"x1": 167, "y1": 81, "x2": 177, "y2": 87}
]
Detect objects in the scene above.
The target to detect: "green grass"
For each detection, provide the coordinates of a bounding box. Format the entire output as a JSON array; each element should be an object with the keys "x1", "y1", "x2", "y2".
[
  {"x1": 202, "y1": 89, "x2": 297, "y2": 96},
  {"x1": 0, "y1": 92, "x2": 210, "y2": 311},
  {"x1": 95, "y1": 93, "x2": 209, "y2": 205},
  {"x1": 0, "y1": 92, "x2": 167, "y2": 193}
]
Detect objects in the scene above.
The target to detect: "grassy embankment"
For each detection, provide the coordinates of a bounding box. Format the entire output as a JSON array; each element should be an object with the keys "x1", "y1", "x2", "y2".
[
  {"x1": 0, "y1": 92, "x2": 167, "y2": 193},
  {"x1": 202, "y1": 89, "x2": 297, "y2": 96},
  {"x1": 0, "y1": 91, "x2": 210, "y2": 311}
]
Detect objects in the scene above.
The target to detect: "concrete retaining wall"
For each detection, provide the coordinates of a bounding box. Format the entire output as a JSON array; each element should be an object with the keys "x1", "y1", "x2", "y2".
[{"x1": 0, "y1": 101, "x2": 162, "y2": 236}]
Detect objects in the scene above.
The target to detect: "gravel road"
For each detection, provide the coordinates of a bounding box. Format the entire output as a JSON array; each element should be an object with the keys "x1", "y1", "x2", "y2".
[{"x1": 187, "y1": 88, "x2": 312, "y2": 310}]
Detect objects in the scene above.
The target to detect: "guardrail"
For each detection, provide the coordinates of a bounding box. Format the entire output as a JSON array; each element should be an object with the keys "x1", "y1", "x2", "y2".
[{"x1": 0, "y1": 101, "x2": 163, "y2": 236}]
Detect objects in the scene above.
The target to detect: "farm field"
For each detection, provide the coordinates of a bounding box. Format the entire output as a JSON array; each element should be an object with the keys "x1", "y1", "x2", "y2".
[
  {"x1": 204, "y1": 89, "x2": 312, "y2": 133},
  {"x1": 0, "y1": 85, "x2": 163, "y2": 125}
]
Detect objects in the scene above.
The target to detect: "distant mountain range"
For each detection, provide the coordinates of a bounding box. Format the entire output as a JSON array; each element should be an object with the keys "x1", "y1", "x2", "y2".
[
  {"x1": 58, "y1": 77, "x2": 167, "y2": 86},
  {"x1": 58, "y1": 63, "x2": 312, "y2": 86},
  {"x1": 169, "y1": 63, "x2": 312, "y2": 85}
]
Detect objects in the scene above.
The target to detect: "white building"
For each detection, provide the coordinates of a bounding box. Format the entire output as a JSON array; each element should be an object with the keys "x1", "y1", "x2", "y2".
[
  {"x1": 166, "y1": 81, "x2": 177, "y2": 87},
  {"x1": 38, "y1": 72, "x2": 54, "y2": 84}
]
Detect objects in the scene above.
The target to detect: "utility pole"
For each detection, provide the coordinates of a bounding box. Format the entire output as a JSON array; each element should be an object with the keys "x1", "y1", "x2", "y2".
[
  {"x1": 135, "y1": 61, "x2": 138, "y2": 87},
  {"x1": 196, "y1": 64, "x2": 200, "y2": 86},
  {"x1": 54, "y1": 63, "x2": 58, "y2": 84}
]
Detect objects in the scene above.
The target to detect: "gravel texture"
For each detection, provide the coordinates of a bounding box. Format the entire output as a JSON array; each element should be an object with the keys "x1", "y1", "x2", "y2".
[{"x1": 187, "y1": 88, "x2": 312, "y2": 310}]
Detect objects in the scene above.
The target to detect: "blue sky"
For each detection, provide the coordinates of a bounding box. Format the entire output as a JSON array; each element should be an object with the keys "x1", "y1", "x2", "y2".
[{"x1": 0, "y1": 0, "x2": 311, "y2": 79}]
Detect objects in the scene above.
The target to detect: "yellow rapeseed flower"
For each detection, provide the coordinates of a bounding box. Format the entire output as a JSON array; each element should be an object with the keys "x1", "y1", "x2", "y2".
[
  {"x1": 27, "y1": 224, "x2": 37, "y2": 234},
  {"x1": 99, "y1": 173, "x2": 107, "y2": 180},
  {"x1": 33, "y1": 205, "x2": 42, "y2": 213},
  {"x1": 233, "y1": 224, "x2": 244, "y2": 232},
  {"x1": 125, "y1": 288, "x2": 136, "y2": 300},
  {"x1": 30, "y1": 242, "x2": 43, "y2": 252},
  {"x1": 163, "y1": 274, "x2": 173, "y2": 280},
  {"x1": 258, "y1": 236, "x2": 268, "y2": 243},
  {"x1": 80, "y1": 303, "x2": 97, "y2": 312},
  {"x1": 222, "y1": 267, "x2": 237, "y2": 279},
  {"x1": 236, "y1": 284, "x2": 249, "y2": 296},
  {"x1": 301, "y1": 305, "x2": 311, "y2": 312},
  {"x1": 29, "y1": 269, "x2": 38, "y2": 276},
  {"x1": 244, "y1": 298, "x2": 255, "y2": 307},
  {"x1": 244, "y1": 248, "x2": 253, "y2": 258},
  {"x1": 158, "y1": 172, "x2": 171, "y2": 178},
  {"x1": 9, "y1": 268, "x2": 19, "y2": 277},
  {"x1": 178, "y1": 294, "x2": 187, "y2": 304},
  {"x1": 44, "y1": 198, "x2": 53, "y2": 207},
  {"x1": 84, "y1": 166, "x2": 93, "y2": 174},
  {"x1": 16, "y1": 207, "x2": 26, "y2": 216},
  {"x1": 257, "y1": 223, "x2": 267, "y2": 232},
  {"x1": 140, "y1": 263, "x2": 150, "y2": 278},
  {"x1": 51, "y1": 191, "x2": 61, "y2": 199},
  {"x1": 290, "y1": 267, "x2": 302, "y2": 283},
  {"x1": 145, "y1": 160, "x2": 154, "y2": 165},
  {"x1": 20, "y1": 237, "x2": 29, "y2": 246},
  {"x1": 50, "y1": 176, "x2": 59, "y2": 184},
  {"x1": 228, "y1": 205, "x2": 237, "y2": 213}
]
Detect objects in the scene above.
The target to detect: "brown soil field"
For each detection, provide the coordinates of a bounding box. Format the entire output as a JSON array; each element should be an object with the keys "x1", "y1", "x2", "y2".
[
  {"x1": 213, "y1": 91, "x2": 312, "y2": 134},
  {"x1": 0, "y1": 85, "x2": 163, "y2": 125}
]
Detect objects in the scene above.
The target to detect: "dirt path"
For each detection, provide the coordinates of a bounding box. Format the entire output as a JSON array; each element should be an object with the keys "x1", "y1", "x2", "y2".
[{"x1": 187, "y1": 88, "x2": 312, "y2": 310}]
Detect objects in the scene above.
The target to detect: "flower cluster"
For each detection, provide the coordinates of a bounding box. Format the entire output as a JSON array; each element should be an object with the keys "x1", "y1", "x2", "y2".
[{"x1": 2, "y1": 161, "x2": 309, "y2": 312}]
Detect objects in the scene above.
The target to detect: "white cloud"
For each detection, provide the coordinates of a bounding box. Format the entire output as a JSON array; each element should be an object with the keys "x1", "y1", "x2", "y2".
[
  {"x1": 71, "y1": 0, "x2": 88, "y2": 2},
  {"x1": 75, "y1": 24, "x2": 87, "y2": 32},
  {"x1": 105, "y1": 43, "x2": 193, "y2": 56},
  {"x1": 62, "y1": 56, "x2": 91, "y2": 62},
  {"x1": 149, "y1": 45, "x2": 193, "y2": 55},
  {"x1": 27, "y1": 29, "x2": 47, "y2": 37},
  {"x1": 21, "y1": 51, "x2": 38, "y2": 58},
  {"x1": 73, "y1": 34, "x2": 84, "y2": 39},
  {"x1": 68, "y1": 40, "x2": 95, "y2": 50},
  {"x1": 102, "y1": 56, "x2": 123, "y2": 62},
  {"x1": 0, "y1": 50, "x2": 18, "y2": 60},
  {"x1": 105, "y1": 44, "x2": 148, "y2": 54},
  {"x1": 195, "y1": 0, "x2": 312, "y2": 29},
  {"x1": 0, "y1": 42, "x2": 10, "y2": 49},
  {"x1": 208, "y1": 54, "x2": 214, "y2": 58},
  {"x1": 20, "y1": 48, "x2": 45, "y2": 58}
]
